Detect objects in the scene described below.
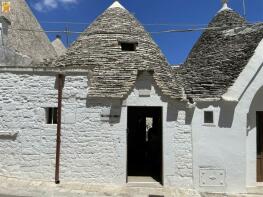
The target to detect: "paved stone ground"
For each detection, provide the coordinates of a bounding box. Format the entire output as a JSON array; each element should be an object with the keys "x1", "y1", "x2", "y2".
[
  {"x1": 0, "y1": 176, "x2": 200, "y2": 197},
  {"x1": 0, "y1": 176, "x2": 262, "y2": 197}
]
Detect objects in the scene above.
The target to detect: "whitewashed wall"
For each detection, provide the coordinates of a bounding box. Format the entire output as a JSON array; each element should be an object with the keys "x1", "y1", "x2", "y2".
[
  {"x1": 124, "y1": 72, "x2": 193, "y2": 187},
  {"x1": 0, "y1": 72, "x2": 193, "y2": 187},
  {"x1": 192, "y1": 64, "x2": 263, "y2": 193},
  {"x1": 192, "y1": 101, "x2": 246, "y2": 193},
  {"x1": 192, "y1": 39, "x2": 263, "y2": 193},
  {"x1": 0, "y1": 73, "x2": 60, "y2": 180}
]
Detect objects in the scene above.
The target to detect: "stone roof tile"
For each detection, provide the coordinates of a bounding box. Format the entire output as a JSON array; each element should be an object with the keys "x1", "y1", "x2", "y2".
[
  {"x1": 178, "y1": 9, "x2": 263, "y2": 100},
  {"x1": 0, "y1": 0, "x2": 57, "y2": 62},
  {"x1": 42, "y1": 2, "x2": 184, "y2": 99}
]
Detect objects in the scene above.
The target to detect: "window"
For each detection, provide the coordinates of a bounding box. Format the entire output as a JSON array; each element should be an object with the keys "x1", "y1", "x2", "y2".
[
  {"x1": 120, "y1": 42, "x2": 137, "y2": 51},
  {"x1": 204, "y1": 111, "x2": 214, "y2": 124},
  {"x1": 46, "y1": 108, "x2": 58, "y2": 124}
]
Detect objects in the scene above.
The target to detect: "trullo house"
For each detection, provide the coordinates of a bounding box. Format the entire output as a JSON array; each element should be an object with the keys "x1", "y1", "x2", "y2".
[{"x1": 0, "y1": 0, "x2": 263, "y2": 194}]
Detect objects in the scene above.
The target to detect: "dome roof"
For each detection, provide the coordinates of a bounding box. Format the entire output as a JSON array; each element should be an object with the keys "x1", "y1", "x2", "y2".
[
  {"x1": 0, "y1": 0, "x2": 57, "y2": 62},
  {"x1": 46, "y1": 1, "x2": 184, "y2": 99},
  {"x1": 209, "y1": 9, "x2": 247, "y2": 29},
  {"x1": 179, "y1": 5, "x2": 263, "y2": 100}
]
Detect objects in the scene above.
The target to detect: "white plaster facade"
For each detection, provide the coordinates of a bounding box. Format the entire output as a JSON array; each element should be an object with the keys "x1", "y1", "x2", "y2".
[
  {"x1": 0, "y1": 1, "x2": 262, "y2": 195},
  {"x1": 192, "y1": 38, "x2": 263, "y2": 193},
  {"x1": 0, "y1": 71, "x2": 192, "y2": 188},
  {"x1": 0, "y1": 40, "x2": 263, "y2": 192}
]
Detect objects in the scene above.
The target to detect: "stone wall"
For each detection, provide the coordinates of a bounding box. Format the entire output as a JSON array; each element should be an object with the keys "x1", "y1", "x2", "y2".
[
  {"x1": 0, "y1": 72, "x2": 193, "y2": 187},
  {"x1": 0, "y1": 73, "x2": 59, "y2": 180}
]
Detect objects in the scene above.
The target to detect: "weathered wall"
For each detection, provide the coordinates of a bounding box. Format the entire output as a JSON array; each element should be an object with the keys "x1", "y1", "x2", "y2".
[
  {"x1": 192, "y1": 95, "x2": 263, "y2": 193},
  {"x1": 0, "y1": 73, "x2": 59, "y2": 180},
  {"x1": 124, "y1": 72, "x2": 193, "y2": 187},
  {"x1": 192, "y1": 101, "x2": 246, "y2": 193},
  {"x1": 191, "y1": 39, "x2": 263, "y2": 193},
  {"x1": 0, "y1": 46, "x2": 32, "y2": 67},
  {"x1": 0, "y1": 72, "x2": 127, "y2": 183},
  {"x1": 0, "y1": 71, "x2": 193, "y2": 187},
  {"x1": 192, "y1": 66, "x2": 263, "y2": 193}
]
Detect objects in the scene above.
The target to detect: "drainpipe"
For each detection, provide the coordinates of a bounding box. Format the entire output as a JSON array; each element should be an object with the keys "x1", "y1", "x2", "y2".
[{"x1": 55, "y1": 74, "x2": 64, "y2": 184}]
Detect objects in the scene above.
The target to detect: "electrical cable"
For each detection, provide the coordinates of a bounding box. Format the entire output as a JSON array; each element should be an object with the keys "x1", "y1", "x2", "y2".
[{"x1": 2, "y1": 22, "x2": 261, "y2": 35}]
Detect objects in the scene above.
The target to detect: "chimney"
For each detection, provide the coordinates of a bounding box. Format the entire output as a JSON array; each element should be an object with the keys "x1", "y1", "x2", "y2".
[{"x1": 0, "y1": 16, "x2": 11, "y2": 46}]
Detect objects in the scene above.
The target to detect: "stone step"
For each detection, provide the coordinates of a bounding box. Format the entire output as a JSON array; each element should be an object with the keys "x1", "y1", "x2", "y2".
[
  {"x1": 201, "y1": 192, "x2": 263, "y2": 197},
  {"x1": 127, "y1": 182, "x2": 163, "y2": 188},
  {"x1": 247, "y1": 186, "x2": 263, "y2": 194}
]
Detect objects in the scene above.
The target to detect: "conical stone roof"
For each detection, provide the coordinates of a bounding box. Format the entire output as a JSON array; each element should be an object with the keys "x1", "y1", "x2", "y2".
[
  {"x1": 52, "y1": 36, "x2": 66, "y2": 57},
  {"x1": 0, "y1": 0, "x2": 57, "y2": 62},
  {"x1": 210, "y1": 8, "x2": 246, "y2": 28},
  {"x1": 179, "y1": 5, "x2": 263, "y2": 100},
  {"x1": 45, "y1": 1, "x2": 184, "y2": 99}
]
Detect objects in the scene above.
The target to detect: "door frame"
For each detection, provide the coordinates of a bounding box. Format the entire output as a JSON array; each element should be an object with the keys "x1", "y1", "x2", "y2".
[
  {"x1": 257, "y1": 111, "x2": 263, "y2": 182},
  {"x1": 126, "y1": 106, "x2": 163, "y2": 185}
]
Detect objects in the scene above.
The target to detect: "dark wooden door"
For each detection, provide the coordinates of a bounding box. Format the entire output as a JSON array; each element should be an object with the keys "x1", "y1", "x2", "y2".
[{"x1": 257, "y1": 111, "x2": 263, "y2": 182}]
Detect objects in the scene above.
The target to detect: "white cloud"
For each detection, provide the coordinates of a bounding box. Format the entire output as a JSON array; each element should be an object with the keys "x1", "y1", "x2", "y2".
[{"x1": 33, "y1": 0, "x2": 78, "y2": 12}]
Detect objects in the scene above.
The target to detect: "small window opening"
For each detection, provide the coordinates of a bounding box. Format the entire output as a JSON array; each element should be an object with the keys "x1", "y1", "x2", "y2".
[
  {"x1": 46, "y1": 107, "x2": 58, "y2": 124},
  {"x1": 204, "y1": 111, "x2": 214, "y2": 124},
  {"x1": 120, "y1": 42, "x2": 137, "y2": 51}
]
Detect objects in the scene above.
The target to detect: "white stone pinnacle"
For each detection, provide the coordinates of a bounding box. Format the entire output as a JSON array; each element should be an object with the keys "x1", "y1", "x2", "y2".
[
  {"x1": 218, "y1": 0, "x2": 232, "y2": 12},
  {"x1": 108, "y1": 1, "x2": 126, "y2": 9}
]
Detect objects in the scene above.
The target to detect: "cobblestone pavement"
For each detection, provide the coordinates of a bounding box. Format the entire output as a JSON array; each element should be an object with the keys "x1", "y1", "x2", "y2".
[{"x1": 0, "y1": 176, "x2": 262, "y2": 197}]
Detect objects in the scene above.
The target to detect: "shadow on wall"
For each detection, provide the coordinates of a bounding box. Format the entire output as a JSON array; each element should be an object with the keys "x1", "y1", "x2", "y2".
[
  {"x1": 247, "y1": 86, "x2": 263, "y2": 132},
  {"x1": 167, "y1": 102, "x2": 194, "y2": 125},
  {"x1": 218, "y1": 101, "x2": 237, "y2": 128},
  {"x1": 86, "y1": 98, "x2": 122, "y2": 124},
  {"x1": 196, "y1": 101, "x2": 237, "y2": 128},
  {"x1": 0, "y1": 133, "x2": 18, "y2": 141}
]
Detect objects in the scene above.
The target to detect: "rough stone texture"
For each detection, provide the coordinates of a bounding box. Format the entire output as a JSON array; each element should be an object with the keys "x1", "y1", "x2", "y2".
[
  {"x1": 0, "y1": 73, "x2": 88, "y2": 180},
  {"x1": 177, "y1": 9, "x2": 263, "y2": 100},
  {"x1": 40, "y1": 5, "x2": 184, "y2": 99},
  {"x1": 0, "y1": 16, "x2": 11, "y2": 46},
  {"x1": 0, "y1": 71, "x2": 193, "y2": 188},
  {"x1": 209, "y1": 9, "x2": 247, "y2": 28},
  {"x1": 125, "y1": 71, "x2": 193, "y2": 187},
  {"x1": 0, "y1": 0, "x2": 57, "y2": 62},
  {"x1": 52, "y1": 37, "x2": 67, "y2": 57},
  {"x1": 0, "y1": 73, "x2": 124, "y2": 183},
  {"x1": 0, "y1": 46, "x2": 32, "y2": 67},
  {"x1": 174, "y1": 110, "x2": 193, "y2": 184}
]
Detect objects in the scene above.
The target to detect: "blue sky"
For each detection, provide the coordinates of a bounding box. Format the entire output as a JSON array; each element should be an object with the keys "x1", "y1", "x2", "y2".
[{"x1": 27, "y1": 0, "x2": 263, "y2": 65}]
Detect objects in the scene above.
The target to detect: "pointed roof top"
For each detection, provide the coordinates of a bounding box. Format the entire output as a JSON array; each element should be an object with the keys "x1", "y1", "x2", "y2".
[
  {"x1": 52, "y1": 36, "x2": 66, "y2": 57},
  {"x1": 209, "y1": 3, "x2": 246, "y2": 28},
  {"x1": 0, "y1": 0, "x2": 56, "y2": 62},
  {"x1": 41, "y1": 1, "x2": 184, "y2": 99},
  {"x1": 108, "y1": 1, "x2": 125, "y2": 9},
  {"x1": 177, "y1": 3, "x2": 263, "y2": 101},
  {"x1": 218, "y1": 0, "x2": 232, "y2": 12}
]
